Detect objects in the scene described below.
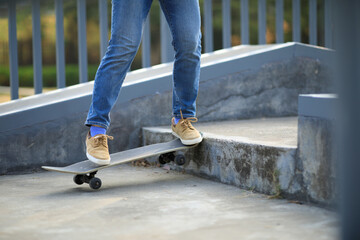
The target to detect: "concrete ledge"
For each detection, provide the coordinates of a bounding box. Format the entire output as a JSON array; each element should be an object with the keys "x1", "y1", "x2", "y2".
[
  {"x1": 298, "y1": 116, "x2": 336, "y2": 205},
  {"x1": 0, "y1": 43, "x2": 334, "y2": 132},
  {"x1": 0, "y1": 43, "x2": 334, "y2": 175},
  {"x1": 142, "y1": 118, "x2": 302, "y2": 198},
  {"x1": 297, "y1": 94, "x2": 337, "y2": 206},
  {"x1": 298, "y1": 94, "x2": 337, "y2": 119},
  {"x1": 0, "y1": 44, "x2": 274, "y2": 132},
  {"x1": 143, "y1": 116, "x2": 337, "y2": 207}
]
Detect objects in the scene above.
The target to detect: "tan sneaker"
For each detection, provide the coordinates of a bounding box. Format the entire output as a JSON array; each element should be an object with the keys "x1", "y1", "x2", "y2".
[
  {"x1": 172, "y1": 116, "x2": 203, "y2": 145},
  {"x1": 85, "y1": 132, "x2": 114, "y2": 165}
]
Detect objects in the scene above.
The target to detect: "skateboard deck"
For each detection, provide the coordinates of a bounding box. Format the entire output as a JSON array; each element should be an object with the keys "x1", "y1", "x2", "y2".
[{"x1": 42, "y1": 138, "x2": 198, "y2": 189}]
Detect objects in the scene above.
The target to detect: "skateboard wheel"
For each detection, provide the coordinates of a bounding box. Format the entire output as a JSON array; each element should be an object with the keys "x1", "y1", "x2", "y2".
[
  {"x1": 175, "y1": 154, "x2": 186, "y2": 166},
  {"x1": 73, "y1": 174, "x2": 85, "y2": 185},
  {"x1": 89, "y1": 177, "x2": 102, "y2": 190}
]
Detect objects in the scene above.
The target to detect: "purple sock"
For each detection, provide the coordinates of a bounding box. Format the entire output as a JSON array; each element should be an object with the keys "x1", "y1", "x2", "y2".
[
  {"x1": 174, "y1": 117, "x2": 181, "y2": 125},
  {"x1": 90, "y1": 126, "x2": 106, "y2": 137}
]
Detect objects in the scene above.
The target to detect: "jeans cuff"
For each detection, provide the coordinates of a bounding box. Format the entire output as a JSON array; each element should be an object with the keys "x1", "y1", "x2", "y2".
[
  {"x1": 173, "y1": 114, "x2": 196, "y2": 119},
  {"x1": 84, "y1": 121, "x2": 109, "y2": 130}
]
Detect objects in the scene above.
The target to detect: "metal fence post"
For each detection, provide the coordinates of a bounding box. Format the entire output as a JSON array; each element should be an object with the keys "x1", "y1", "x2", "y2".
[
  {"x1": 258, "y1": 0, "x2": 266, "y2": 44},
  {"x1": 204, "y1": 0, "x2": 213, "y2": 52},
  {"x1": 32, "y1": 0, "x2": 43, "y2": 94},
  {"x1": 292, "y1": 0, "x2": 301, "y2": 42},
  {"x1": 325, "y1": 0, "x2": 334, "y2": 48},
  {"x1": 142, "y1": 15, "x2": 151, "y2": 68},
  {"x1": 276, "y1": 0, "x2": 284, "y2": 43},
  {"x1": 160, "y1": 11, "x2": 174, "y2": 63},
  {"x1": 222, "y1": 0, "x2": 231, "y2": 48},
  {"x1": 98, "y1": 0, "x2": 108, "y2": 60},
  {"x1": 309, "y1": 0, "x2": 317, "y2": 45},
  {"x1": 241, "y1": 0, "x2": 249, "y2": 44},
  {"x1": 8, "y1": 0, "x2": 19, "y2": 100},
  {"x1": 55, "y1": 0, "x2": 66, "y2": 88},
  {"x1": 77, "y1": 0, "x2": 88, "y2": 83}
]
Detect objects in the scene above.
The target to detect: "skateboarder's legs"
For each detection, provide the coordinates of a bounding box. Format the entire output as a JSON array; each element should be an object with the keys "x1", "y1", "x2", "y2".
[
  {"x1": 85, "y1": 0, "x2": 201, "y2": 129},
  {"x1": 85, "y1": 0, "x2": 153, "y2": 129},
  {"x1": 159, "y1": 0, "x2": 202, "y2": 119},
  {"x1": 85, "y1": 0, "x2": 202, "y2": 165},
  {"x1": 159, "y1": 0, "x2": 202, "y2": 145}
]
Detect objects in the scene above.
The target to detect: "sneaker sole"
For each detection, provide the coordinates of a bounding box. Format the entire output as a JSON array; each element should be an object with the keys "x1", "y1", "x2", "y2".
[
  {"x1": 172, "y1": 131, "x2": 203, "y2": 145},
  {"x1": 86, "y1": 152, "x2": 111, "y2": 165}
]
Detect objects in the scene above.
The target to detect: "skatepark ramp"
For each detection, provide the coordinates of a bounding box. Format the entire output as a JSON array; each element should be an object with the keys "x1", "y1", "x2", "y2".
[{"x1": 0, "y1": 42, "x2": 334, "y2": 176}]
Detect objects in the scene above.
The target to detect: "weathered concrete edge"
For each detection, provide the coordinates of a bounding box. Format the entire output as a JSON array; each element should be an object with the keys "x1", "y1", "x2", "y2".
[
  {"x1": 142, "y1": 126, "x2": 337, "y2": 207},
  {"x1": 0, "y1": 43, "x2": 335, "y2": 133},
  {"x1": 142, "y1": 126, "x2": 297, "y2": 149},
  {"x1": 142, "y1": 127, "x2": 301, "y2": 200},
  {"x1": 297, "y1": 94, "x2": 337, "y2": 207},
  {"x1": 297, "y1": 116, "x2": 337, "y2": 207}
]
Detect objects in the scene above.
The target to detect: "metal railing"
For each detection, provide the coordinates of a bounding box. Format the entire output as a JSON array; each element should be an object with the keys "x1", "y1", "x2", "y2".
[{"x1": 1, "y1": 0, "x2": 334, "y2": 100}]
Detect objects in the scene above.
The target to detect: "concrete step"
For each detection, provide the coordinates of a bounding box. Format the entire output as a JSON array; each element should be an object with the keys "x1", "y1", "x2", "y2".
[
  {"x1": 0, "y1": 165, "x2": 338, "y2": 239},
  {"x1": 143, "y1": 117, "x2": 300, "y2": 200}
]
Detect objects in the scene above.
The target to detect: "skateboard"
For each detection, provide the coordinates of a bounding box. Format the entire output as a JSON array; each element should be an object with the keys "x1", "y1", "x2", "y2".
[{"x1": 42, "y1": 139, "x2": 198, "y2": 190}]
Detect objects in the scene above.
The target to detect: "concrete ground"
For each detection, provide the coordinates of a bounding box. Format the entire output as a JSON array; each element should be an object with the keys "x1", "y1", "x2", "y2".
[{"x1": 0, "y1": 165, "x2": 338, "y2": 240}]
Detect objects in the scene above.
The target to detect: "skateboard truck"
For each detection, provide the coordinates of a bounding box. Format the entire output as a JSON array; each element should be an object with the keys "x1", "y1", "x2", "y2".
[
  {"x1": 73, "y1": 171, "x2": 102, "y2": 190},
  {"x1": 158, "y1": 152, "x2": 186, "y2": 166}
]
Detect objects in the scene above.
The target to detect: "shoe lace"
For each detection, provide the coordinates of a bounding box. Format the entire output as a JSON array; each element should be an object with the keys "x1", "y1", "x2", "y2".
[
  {"x1": 180, "y1": 117, "x2": 198, "y2": 131},
  {"x1": 94, "y1": 135, "x2": 114, "y2": 148},
  {"x1": 179, "y1": 109, "x2": 198, "y2": 132}
]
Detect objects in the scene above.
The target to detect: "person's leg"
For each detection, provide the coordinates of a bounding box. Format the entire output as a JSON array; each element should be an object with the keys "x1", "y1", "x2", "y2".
[
  {"x1": 85, "y1": 0, "x2": 153, "y2": 130},
  {"x1": 159, "y1": 0, "x2": 202, "y2": 119},
  {"x1": 159, "y1": 0, "x2": 202, "y2": 145},
  {"x1": 85, "y1": 0, "x2": 152, "y2": 164}
]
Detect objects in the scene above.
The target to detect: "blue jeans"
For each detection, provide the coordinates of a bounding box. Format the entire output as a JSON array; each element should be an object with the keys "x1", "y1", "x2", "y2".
[{"x1": 85, "y1": 0, "x2": 202, "y2": 129}]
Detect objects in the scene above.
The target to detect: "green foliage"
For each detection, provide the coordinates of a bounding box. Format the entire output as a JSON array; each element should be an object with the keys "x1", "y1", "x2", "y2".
[
  {"x1": 0, "y1": 65, "x2": 98, "y2": 88},
  {"x1": 0, "y1": 66, "x2": 9, "y2": 86}
]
